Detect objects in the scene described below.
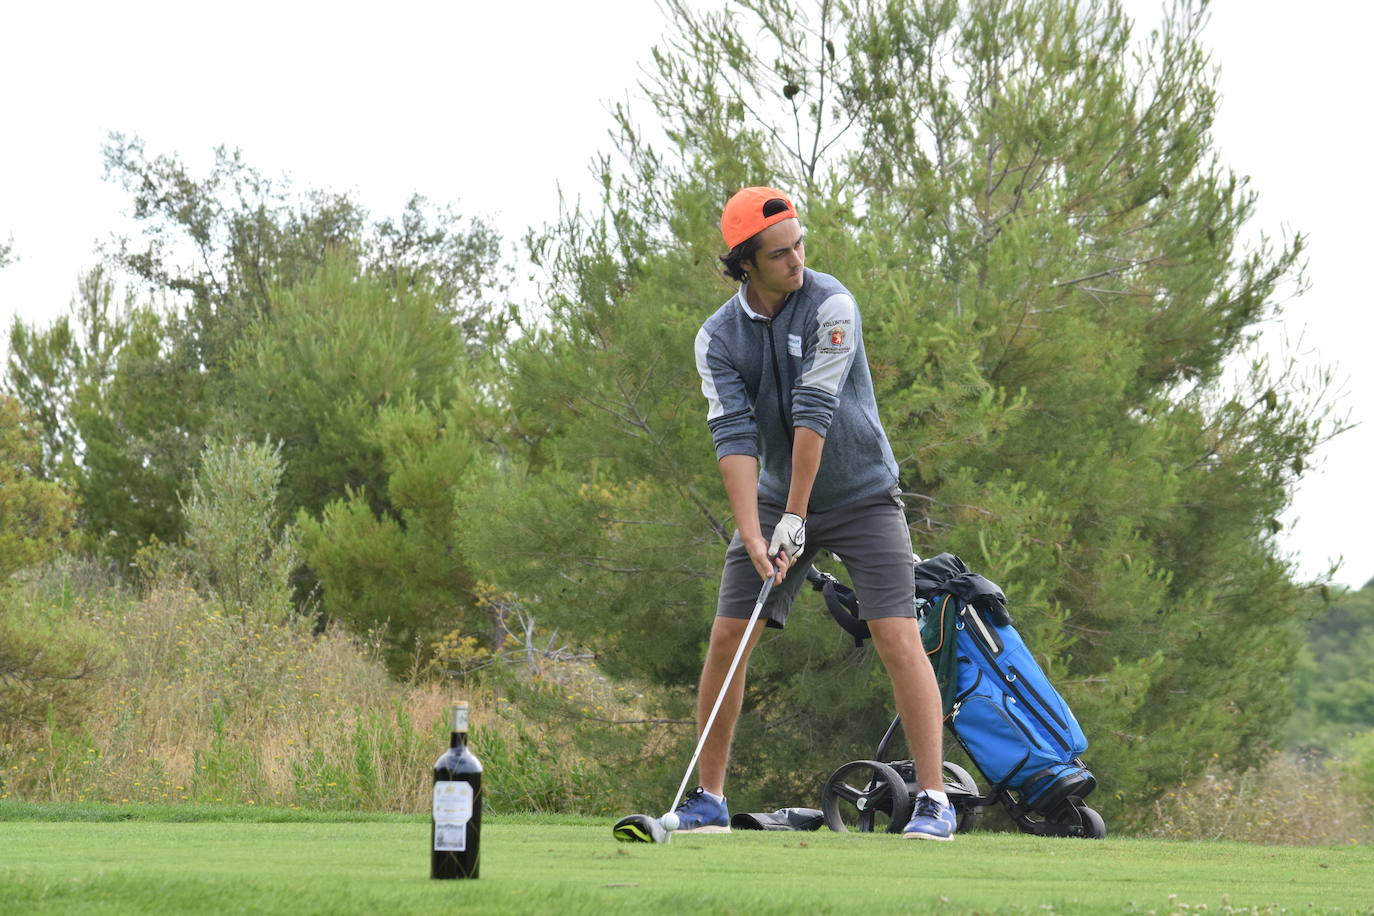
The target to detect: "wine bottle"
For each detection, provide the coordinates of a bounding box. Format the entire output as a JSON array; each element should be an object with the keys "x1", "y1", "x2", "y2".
[{"x1": 431, "y1": 702, "x2": 483, "y2": 879}]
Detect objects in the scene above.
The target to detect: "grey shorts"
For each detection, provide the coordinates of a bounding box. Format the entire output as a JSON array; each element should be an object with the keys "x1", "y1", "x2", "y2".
[{"x1": 716, "y1": 485, "x2": 916, "y2": 629}]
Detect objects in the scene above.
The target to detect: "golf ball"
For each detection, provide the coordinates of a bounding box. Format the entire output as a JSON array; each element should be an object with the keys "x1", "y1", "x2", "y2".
[{"x1": 660, "y1": 812, "x2": 680, "y2": 831}]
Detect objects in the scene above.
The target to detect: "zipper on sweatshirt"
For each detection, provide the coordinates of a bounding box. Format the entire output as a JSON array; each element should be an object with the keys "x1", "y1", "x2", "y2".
[{"x1": 763, "y1": 319, "x2": 793, "y2": 443}]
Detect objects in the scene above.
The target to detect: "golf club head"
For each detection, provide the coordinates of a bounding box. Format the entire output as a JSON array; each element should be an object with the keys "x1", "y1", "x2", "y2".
[{"x1": 612, "y1": 813, "x2": 667, "y2": 844}]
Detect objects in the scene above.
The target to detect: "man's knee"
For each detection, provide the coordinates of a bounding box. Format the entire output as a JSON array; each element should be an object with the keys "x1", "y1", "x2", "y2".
[
  {"x1": 706, "y1": 615, "x2": 762, "y2": 666},
  {"x1": 710, "y1": 614, "x2": 746, "y2": 641},
  {"x1": 867, "y1": 616, "x2": 930, "y2": 665},
  {"x1": 866, "y1": 614, "x2": 921, "y2": 645}
]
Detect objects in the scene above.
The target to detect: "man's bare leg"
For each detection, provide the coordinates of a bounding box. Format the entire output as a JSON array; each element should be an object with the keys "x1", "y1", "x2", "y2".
[
  {"x1": 867, "y1": 615, "x2": 945, "y2": 790},
  {"x1": 694, "y1": 615, "x2": 767, "y2": 796}
]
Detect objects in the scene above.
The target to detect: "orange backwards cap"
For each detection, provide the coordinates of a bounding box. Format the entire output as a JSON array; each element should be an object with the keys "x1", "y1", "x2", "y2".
[{"x1": 720, "y1": 187, "x2": 798, "y2": 250}]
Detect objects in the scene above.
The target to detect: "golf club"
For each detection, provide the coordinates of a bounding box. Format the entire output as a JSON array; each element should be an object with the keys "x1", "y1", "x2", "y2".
[
  {"x1": 613, "y1": 573, "x2": 775, "y2": 843},
  {"x1": 668, "y1": 573, "x2": 774, "y2": 814}
]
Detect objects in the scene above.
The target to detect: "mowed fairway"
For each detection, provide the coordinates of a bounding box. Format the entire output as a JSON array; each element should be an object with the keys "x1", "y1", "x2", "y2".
[{"x1": 1, "y1": 811, "x2": 1371, "y2": 914}]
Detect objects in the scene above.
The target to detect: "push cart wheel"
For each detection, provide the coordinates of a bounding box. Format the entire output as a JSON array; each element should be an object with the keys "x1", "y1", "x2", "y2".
[
  {"x1": 1077, "y1": 805, "x2": 1107, "y2": 839},
  {"x1": 941, "y1": 761, "x2": 983, "y2": 834},
  {"x1": 1048, "y1": 799, "x2": 1108, "y2": 839},
  {"x1": 822, "y1": 760, "x2": 912, "y2": 834}
]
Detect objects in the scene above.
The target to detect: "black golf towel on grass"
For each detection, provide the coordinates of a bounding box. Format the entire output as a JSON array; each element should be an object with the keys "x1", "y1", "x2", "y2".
[{"x1": 729, "y1": 808, "x2": 825, "y2": 831}]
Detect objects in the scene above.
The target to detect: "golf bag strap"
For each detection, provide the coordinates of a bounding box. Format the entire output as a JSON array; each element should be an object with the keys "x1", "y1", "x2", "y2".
[
  {"x1": 805, "y1": 567, "x2": 872, "y2": 647},
  {"x1": 822, "y1": 579, "x2": 871, "y2": 647}
]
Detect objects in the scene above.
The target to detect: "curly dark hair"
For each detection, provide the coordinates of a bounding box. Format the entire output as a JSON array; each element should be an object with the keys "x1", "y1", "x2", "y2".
[
  {"x1": 719, "y1": 236, "x2": 764, "y2": 283},
  {"x1": 718, "y1": 197, "x2": 794, "y2": 282}
]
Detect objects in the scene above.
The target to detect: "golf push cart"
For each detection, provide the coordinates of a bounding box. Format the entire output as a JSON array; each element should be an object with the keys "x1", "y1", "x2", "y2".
[{"x1": 806, "y1": 556, "x2": 1108, "y2": 840}]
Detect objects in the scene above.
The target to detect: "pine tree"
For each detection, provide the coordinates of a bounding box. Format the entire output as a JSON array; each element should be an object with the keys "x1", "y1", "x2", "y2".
[{"x1": 463, "y1": 0, "x2": 1340, "y2": 820}]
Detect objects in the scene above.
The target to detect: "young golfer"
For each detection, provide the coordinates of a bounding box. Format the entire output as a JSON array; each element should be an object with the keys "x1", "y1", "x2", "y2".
[{"x1": 674, "y1": 186, "x2": 955, "y2": 840}]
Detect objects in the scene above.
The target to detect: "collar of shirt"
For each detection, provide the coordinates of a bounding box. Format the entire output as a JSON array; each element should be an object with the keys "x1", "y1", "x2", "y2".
[
  {"x1": 734, "y1": 282, "x2": 770, "y2": 321},
  {"x1": 735, "y1": 280, "x2": 798, "y2": 321}
]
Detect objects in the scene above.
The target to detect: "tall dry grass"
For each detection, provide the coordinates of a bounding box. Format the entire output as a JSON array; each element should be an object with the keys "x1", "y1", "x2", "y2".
[
  {"x1": 1145, "y1": 752, "x2": 1374, "y2": 846},
  {"x1": 0, "y1": 562, "x2": 644, "y2": 815},
  {"x1": 15, "y1": 560, "x2": 1369, "y2": 842}
]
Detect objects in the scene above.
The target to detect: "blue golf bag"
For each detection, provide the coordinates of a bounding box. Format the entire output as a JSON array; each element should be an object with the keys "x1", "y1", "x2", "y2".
[{"x1": 936, "y1": 590, "x2": 1096, "y2": 814}]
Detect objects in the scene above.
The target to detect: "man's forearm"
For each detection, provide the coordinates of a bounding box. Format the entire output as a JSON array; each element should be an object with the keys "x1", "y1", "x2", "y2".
[
  {"x1": 719, "y1": 454, "x2": 763, "y2": 539},
  {"x1": 786, "y1": 427, "x2": 825, "y2": 516}
]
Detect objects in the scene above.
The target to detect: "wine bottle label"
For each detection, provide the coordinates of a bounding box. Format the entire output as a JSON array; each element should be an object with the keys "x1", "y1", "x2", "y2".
[
  {"x1": 433, "y1": 822, "x2": 466, "y2": 852},
  {"x1": 433, "y1": 781, "x2": 473, "y2": 823}
]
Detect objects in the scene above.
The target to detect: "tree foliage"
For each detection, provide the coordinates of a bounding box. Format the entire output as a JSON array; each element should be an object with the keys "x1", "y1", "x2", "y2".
[
  {"x1": 1287, "y1": 581, "x2": 1374, "y2": 751},
  {"x1": 218, "y1": 247, "x2": 502, "y2": 667},
  {"x1": 463, "y1": 0, "x2": 1340, "y2": 821},
  {"x1": 5, "y1": 137, "x2": 505, "y2": 566},
  {"x1": 6, "y1": 270, "x2": 204, "y2": 558},
  {"x1": 0, "y1": 586, "x2": 111, "y2": 732},
  {"x1": 0, "y1": 398, "x2": 103, "y2": 732},
  {"x1": 4, "y1": 139, "x2": 507, "y2": 662},
  {"x1": 222, "y1": 251, "x2": 477, "y2": 518},
  {"x1": 180, "y1": 438, "x2": 299, "y2": 624},
  {"x1": 298, "y1": 398, "x2": 492, "y2": 672},
  {"x1": 0, "y1": 395, "x2": 76, "y2": 578}
]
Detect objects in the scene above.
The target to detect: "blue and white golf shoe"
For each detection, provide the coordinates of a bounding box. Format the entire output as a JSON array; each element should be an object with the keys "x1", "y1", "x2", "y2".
[
  {"x1": 902, "y1": 793, "x2": 957, "y2": 841},
  {"x1": 672, "y1": 786, "x2": 731, "y2": 833}
]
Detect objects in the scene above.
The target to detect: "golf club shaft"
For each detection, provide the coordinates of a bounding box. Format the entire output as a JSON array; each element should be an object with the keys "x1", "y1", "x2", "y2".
[{"x1": 668, "y1": 574, "x2": 774, "y2": 814}]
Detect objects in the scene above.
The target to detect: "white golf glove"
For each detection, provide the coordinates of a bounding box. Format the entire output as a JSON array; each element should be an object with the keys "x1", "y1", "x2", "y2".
[{"x1": 768, "y1": 512, "x2": 807, "y2": 562}]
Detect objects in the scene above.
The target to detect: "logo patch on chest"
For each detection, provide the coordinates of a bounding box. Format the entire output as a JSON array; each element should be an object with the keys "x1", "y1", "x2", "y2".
[{"x1": 787, "y1": 333, "x2": 803, "y2": 357}]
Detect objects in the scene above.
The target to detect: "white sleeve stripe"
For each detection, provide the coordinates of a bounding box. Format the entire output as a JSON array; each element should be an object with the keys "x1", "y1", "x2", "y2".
[
  {"x1": 695, "y1": 327, "x2": 726, "y2": 420},
  {"x1": 798, "y1": 293, "x2": 856, "y2": 396}
]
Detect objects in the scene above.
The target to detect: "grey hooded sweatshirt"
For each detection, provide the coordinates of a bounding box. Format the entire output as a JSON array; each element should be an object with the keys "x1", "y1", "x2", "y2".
[{"x1": 694, "y1": 268, "x2": 899, "y2": 513}]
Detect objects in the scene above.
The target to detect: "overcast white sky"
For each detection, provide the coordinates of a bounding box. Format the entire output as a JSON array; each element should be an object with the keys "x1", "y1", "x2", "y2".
[{"x1": 1, "y1": 1, "x2": 1369, "y2": 588}]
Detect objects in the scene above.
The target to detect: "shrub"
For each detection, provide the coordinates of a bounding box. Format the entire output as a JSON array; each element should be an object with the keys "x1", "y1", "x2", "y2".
[
  {"x1": 0, "y1": 585, "x2": 112, "y2": 732},
  {"x1": 179, "y1": 437, "x2": 298, "y2": 623}
]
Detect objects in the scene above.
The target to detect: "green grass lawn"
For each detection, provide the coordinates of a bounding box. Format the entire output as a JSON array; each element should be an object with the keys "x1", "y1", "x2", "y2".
[{"x1": 0, "y1": 803, "x2": 1370, "y2": 914}]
